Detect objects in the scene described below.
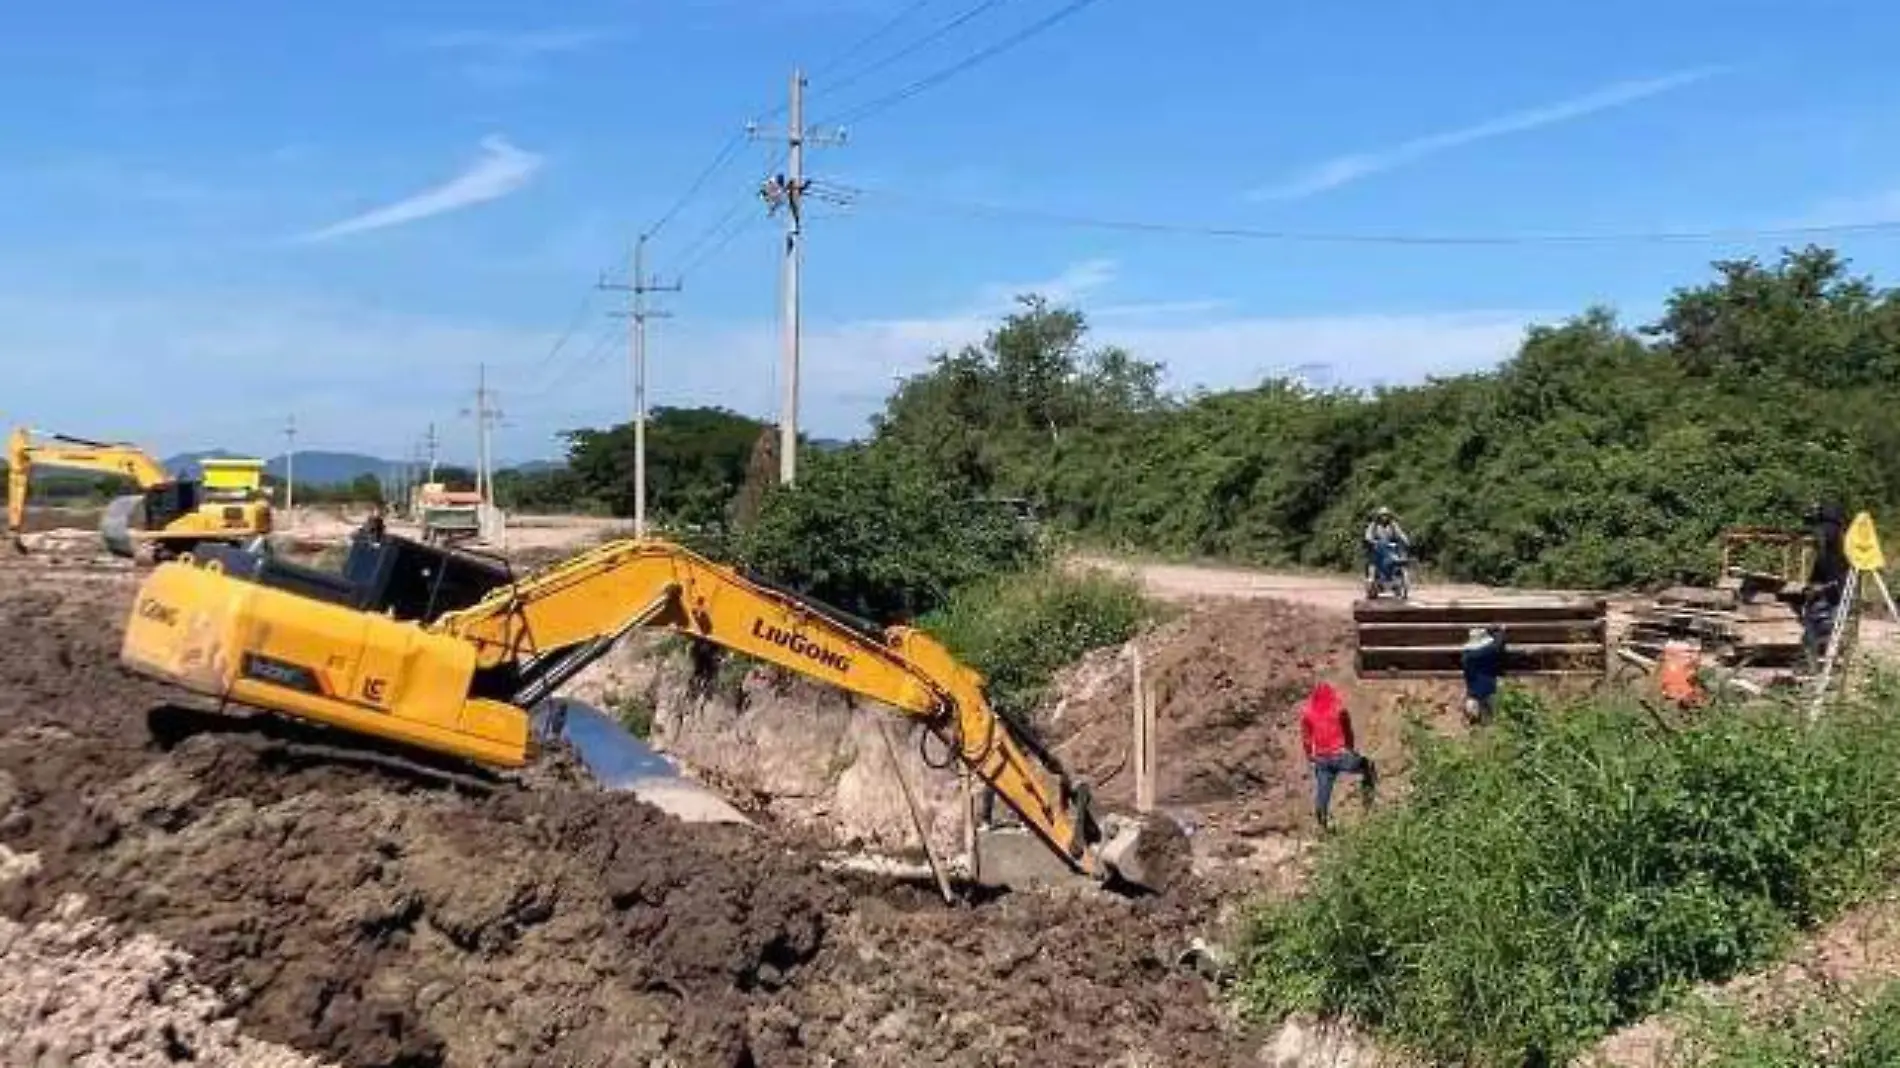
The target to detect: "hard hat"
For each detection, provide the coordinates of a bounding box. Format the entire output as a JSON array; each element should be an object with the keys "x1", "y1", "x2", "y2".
[
  {"x1": 1376, "y1": 505, "x2": 1393, "y2": 518},
  {"x1": 1464, "y1": 627, "x2": 1489, "y2": 648}
]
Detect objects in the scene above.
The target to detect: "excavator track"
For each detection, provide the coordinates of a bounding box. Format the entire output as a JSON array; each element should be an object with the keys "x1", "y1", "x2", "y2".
[{"x1": 144, "y1": 701, "x2": 504, "y2": 796}]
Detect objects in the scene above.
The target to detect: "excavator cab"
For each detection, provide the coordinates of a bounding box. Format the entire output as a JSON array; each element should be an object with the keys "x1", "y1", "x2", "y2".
[{"x1": 193, "y1": 532, "x2": 513, "y2": 623}]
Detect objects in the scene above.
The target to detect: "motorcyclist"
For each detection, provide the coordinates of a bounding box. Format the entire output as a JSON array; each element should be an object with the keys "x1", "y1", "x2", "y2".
[{"x1": 1363, "y1": 506, "x2": 1410, "y2": 587}]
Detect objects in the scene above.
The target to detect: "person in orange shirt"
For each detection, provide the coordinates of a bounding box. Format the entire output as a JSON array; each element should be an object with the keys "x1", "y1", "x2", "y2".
[{"x1": 1299, "y1": 682, "x2": 1377, "y2": 830}]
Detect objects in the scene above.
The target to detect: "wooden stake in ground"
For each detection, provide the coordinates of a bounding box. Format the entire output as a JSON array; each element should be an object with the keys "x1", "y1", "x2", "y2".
[
  {"x1": 1130, "y1": 646, "x2": 1154, "y2": 814},
  {"x1": 878, "y1": 721, "x2": 954, "y2": 904}
]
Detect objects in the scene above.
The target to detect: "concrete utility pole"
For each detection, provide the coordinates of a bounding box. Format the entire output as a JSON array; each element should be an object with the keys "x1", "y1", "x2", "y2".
[
  {"x1": 600, "y1": 234, "x2": 679, "y2": 538},
  {"x1": 464, "y1": 366, "x2": 501, "y2": 503},
  {"x1": 281, "y1": 415, "x2": 297, "y2": 516},
  {"x1": 424, "y1": 422, "x2": 439, "y2": 483},
  {"x1": 754, "y1": 67, "x2": 844, "y2": 486}
]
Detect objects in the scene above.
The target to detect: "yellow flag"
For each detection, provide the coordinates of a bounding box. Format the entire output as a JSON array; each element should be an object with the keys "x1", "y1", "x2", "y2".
[{"x1": 1846, "y1": 511, "x2": 1886, "y2": 572}]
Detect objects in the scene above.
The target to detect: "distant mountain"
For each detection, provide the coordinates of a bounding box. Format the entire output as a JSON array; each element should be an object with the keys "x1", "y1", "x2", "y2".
[
  {"x1": 166, "y1": 449, "x2": 398, "y2": 486},
  {"x1": 165, "y1": 450, "x2": 565, "y2": 485}
]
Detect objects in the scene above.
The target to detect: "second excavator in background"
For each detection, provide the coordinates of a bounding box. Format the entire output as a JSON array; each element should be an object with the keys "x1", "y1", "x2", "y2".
[
  {"x1": 6, "y1": 427, "x2": 272, "y2": 560},
  {"x1": 118, "y1": 532, "x2": 1179, "y2": 891}
]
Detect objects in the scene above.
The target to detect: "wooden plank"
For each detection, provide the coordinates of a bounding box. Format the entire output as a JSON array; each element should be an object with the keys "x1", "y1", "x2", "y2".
[
  {"x1": 1355, "y1": 620, "x2": 1604, "y2": 648},
  {"x1": 1357, "y1": 645, "x2": 1606, "y2": 675},
  {"x1": 1353, "y1": 600, "x2": 1606, "y2": 625}
]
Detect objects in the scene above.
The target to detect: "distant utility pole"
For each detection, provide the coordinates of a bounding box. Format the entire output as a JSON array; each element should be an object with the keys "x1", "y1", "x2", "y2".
[
  {"x1": 753, "y1": 67, "x2": 845, "y2": 486},
  {"x1": 282, "y1": 415, "x2": 297, "y2": 515},
  {"x1": 463, "y1": 365, "x2": 502, "y2": 503},
  {"x1": 599, "y1": 234, "x2": 679, "y2": 538},
  {"x1": 424, "y1": 422, "x2": 439, "y2": 483}
]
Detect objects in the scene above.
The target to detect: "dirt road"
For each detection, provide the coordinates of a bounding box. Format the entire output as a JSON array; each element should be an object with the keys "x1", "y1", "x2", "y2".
[{"x1": 1074, "y1": 553, "x2": 1548, "y2": 614}]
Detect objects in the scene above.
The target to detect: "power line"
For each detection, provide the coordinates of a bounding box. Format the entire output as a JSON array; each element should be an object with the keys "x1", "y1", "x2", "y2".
[
  {"x1": 813, "y1": 0, "x2": 1008, "y2": 102},
  {"x1": 518, "y1": 320, "x2": 622, "y2": 404},
  {"x1": 818, "y1": 0, "x2": 1107, "y2": 127},
  {"x1": 525, "y1": 288, "x2": 598, "y2": 379},
  {"x1": 823, "y1": 180, "x2": 1900, "y2": 247},
  {"x1": 672, "y1": 146, "x2": 789, "y2": 280},
  {"x1": 680, "y1": 210, "x2": 767, "y2": 279},
  {"x1": 643, "y1": 130, "x2": 749, "y2": 241},
  {"x1": 808, "y1": 0, "x2": 940, "y2": 82}
]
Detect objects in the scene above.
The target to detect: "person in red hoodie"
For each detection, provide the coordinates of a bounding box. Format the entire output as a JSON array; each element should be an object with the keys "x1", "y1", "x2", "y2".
[{"x1": 1300, "y1": 681, "x2": 1377, "y2": 830}]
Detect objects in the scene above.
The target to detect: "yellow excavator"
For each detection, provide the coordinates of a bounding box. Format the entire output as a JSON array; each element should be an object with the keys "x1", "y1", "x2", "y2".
[
  {"x1": 119, "y1": 532, "x2": 1172, "y2": 889},
  {"x1": 7, "y1": 428, "x2": 272, "y2": 560}
]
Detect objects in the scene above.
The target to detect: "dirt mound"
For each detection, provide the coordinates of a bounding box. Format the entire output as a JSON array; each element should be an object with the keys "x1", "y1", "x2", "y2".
[
  {"x1": 1047, "y1": 599, "x2": 1354, "y2": 811},
  {"x1": 1042, "y1": 598, "x2": 1472, "y2": 855},
  {"x1": 0, "y1": 562, "x2": 1260, "y2": 1067},
  {"x1": 0, "y1": 889, "x2": 333, "y2": 1068}
]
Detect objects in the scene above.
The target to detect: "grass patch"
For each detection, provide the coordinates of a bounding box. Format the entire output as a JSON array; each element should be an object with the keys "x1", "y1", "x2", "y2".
[
  {"x1": 1689, "y1": 980, "x2": 1900, "y2": 1067},
  {"x1": 1236, "y1": 690, "x2": 1900, "y2": 1066},
  {"x1": 921, "y1": 567, "x2": 1152, "y2": 717}
]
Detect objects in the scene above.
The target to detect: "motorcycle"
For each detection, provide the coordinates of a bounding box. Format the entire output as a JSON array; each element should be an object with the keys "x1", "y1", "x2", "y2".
[{"x1": 1366, "y1": 539, "x2": 1411, "y2": 601}]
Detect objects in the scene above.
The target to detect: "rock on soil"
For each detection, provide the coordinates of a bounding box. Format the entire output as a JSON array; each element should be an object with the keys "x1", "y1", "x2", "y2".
[{"x1": 0, "y1": 557, "x2": 1262, "y2": 1067}]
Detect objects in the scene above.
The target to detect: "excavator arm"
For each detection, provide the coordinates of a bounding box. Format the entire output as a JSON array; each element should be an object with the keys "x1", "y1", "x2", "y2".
[
  {"x1": 7, "y1": 427, "x2": 171, "y2": 537},
  {"x1": 432, "y1": 539, "x2": 1105, "y2": 875}
]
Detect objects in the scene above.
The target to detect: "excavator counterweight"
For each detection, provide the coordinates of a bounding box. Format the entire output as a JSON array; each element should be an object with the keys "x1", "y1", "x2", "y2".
[{"x1": 120, "y1": 533, "x2": 1170, "y2": 890}]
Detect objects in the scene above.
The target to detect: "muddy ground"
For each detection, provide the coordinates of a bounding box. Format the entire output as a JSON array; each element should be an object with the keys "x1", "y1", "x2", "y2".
[{"x1": 0, "y1": 558, "x2": 1259, "y2": 1067}]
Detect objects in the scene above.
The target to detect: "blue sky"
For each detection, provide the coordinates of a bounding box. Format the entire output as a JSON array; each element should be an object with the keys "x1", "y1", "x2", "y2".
[{"x1": 5, "y1": 0, "x2": 1900, "y2": 464}]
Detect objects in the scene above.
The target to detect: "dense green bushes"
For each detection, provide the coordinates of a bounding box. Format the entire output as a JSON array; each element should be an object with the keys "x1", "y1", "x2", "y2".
[
  {"x1": 736, "y1": 445, "x2": 1044, "y2": 622},
  {"x1": 1235, "y1": 691, "x2": 1900, "y2": 1065},
  {"x1": 866, "y1": 247, "x2": 1897, "y2": 590},
  {"x1": 920, "y1": 567, "x2": 1151, "y2": 716}
]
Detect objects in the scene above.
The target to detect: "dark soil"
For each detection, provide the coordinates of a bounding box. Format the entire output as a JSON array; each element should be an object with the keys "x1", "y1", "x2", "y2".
[{"x1": 0, "y1": 557, "x2": 1260, "y2": 1068}]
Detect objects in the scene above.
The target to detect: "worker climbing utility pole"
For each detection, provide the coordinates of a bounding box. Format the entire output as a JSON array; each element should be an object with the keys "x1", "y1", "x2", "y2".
[
  {"x1": 755, "y1": 67, "x2": 843, "y2": 486},
  {"x1": 600, "y1": 235, "x2": 678, "y2": 537}
]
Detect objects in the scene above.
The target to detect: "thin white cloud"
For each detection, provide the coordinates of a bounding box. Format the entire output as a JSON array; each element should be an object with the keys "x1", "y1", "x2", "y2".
[
  {"x1": 972, "y1": 258, "x2": 1118, "y2": 310},
  {"x1": 1250, "y1": 67, "x2": 1724, "y2": 201},
  {"x1": 416, "y1": 26, "x2": 619, "y2": 85},
  {"x1": 421, "y1": 27, "x2": 617, "y2": 55},
  {"x1": 301, "y1": 136, "x2": 544, "y2": 242}
]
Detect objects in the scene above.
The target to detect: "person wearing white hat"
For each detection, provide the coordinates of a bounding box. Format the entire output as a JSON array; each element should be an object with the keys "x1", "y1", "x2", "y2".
[
  {"x1": 1461, "y1": 625, "x2": 1505, "y2": 725},
  {"x1": 1362, "y1": 506, "x2": 1410, "y2": 589}
]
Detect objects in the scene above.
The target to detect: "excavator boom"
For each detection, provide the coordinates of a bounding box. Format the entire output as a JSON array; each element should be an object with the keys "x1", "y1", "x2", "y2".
[{"x1": 121, "y1": 534, "x2": 1114, "y2": 880}]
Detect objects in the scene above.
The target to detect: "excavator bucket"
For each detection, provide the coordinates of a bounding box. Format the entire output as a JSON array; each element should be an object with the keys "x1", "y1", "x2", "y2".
[{"x1": 100, "y1": 494, "x2": 144, "y2": 558}]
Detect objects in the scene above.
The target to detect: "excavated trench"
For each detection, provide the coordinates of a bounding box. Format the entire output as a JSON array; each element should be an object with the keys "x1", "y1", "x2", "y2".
[{"x1": 0, "y1": 559, "x2": 1259, "y2": 1067}]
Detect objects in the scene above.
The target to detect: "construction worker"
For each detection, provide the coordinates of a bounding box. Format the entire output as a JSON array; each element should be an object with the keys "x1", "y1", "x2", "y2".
[
  {"x1": 360, "y1": 501, "x2": 387, "y2": 544},
  {"x1": 1299, "y1": 681, "x2": 1376, "y2": 830},
  {"x1": 1363, "y1": 506, "x2": 1410, "y2": 586},
  {"x1": 1803, "y1": 500, "x2": 1849, "y2": 665},
  {"x1": 1460, "y1": 625, "x2": 1505, "y2": 724}
]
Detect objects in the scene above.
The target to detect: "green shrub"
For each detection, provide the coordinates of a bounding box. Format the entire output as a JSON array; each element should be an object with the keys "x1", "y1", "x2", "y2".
[
  {"x1": 1236, "y1": 694, "x2": 1900, "y2": 1066},
  {"x1": 921, "y1": 567, "x2": 1151, "y2": 717},
  {"x1": 606, "y1": 690, "x2": 655, "y2": 739},
  {"x1": 738, "y1": 445, "x2": 1043, "y2": 623}
]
